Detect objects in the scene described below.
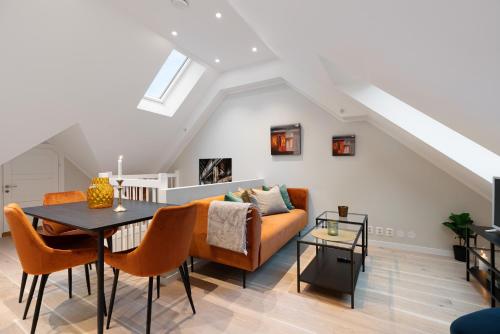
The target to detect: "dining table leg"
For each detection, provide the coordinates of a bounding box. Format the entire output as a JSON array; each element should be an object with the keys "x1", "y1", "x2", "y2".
[{"x1": 97, "y1": 231, "x2": 105, "y2": 334}]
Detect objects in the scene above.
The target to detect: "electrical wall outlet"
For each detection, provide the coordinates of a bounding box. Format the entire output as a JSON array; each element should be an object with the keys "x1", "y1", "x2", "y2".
[
  {"x1": 367, "y1": 226, "x2": 373, "y2": 234},
  {"x1": 385, "y1": 228, "x2": 394, "y2": 237},
  {"x1": 396, "y1": 230, "x2": 405, "y2": 238},
  {"x1": 375, "y1": 227, "x2": 384, "y2": 235},
  {"x1": 407, "y1": 230, "x2": 416, "y2": 239}
]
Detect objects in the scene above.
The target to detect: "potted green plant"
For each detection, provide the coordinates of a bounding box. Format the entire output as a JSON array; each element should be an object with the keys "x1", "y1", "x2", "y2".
[{"x1": 442, "y1": 212, "x2": 474, "y2": 262}]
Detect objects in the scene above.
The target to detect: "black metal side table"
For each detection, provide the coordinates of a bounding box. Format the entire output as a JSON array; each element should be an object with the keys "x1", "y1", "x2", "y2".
[{"x1": 297, "y1": 211, "x2": 368, "y2": 308}]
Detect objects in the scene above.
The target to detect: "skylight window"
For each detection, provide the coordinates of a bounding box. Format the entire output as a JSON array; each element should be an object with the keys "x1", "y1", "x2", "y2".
[
  {"x1": 144, "y1": 49, "x2": 189, "y2": 101},
  {"x1": 137, "y1": 54, "x2": 206, "y2": 118},
  {"x1": 344, "y1": 83, "x2": 500, "y2": 183}
]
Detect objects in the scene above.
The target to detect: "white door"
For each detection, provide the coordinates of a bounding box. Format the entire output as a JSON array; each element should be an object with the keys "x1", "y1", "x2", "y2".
[{"x1": 2, "y1": 145, "x2": 61, "y2": 232}]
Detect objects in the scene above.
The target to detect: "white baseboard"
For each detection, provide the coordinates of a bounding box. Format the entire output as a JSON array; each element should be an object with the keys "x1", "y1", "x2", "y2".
[{"x1": 369, "y1": 239, "x2": 453, "y2": 257}]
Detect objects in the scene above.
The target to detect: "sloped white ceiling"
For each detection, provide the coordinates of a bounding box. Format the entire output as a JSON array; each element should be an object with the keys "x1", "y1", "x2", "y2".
[
  {"x1": 229, "y1": 0, "x2": 500, "y2": 155},
  {"x1": 108, "y1": 0, "x2": 276, "y2": 71},
  {"x1": 0, "y1": 0, "x2": 220, "y2": 173},
  {"x1": 0, "y1": 0, "x2": 278, "y2": 175},
  {"x1": 225, "y1": 0, "x2": 500, "y2": 199},
  {"x1": 1, "y1": 0, "x2": 498, "y2": 201},
  {"x1": 47, "y1": 124, "x2": 99, "y2": 178}
]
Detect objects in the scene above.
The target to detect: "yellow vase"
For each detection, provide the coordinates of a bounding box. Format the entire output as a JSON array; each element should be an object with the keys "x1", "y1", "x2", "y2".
[{"x1": 87, "y1": 177, "x2": 114, "y2": 209}]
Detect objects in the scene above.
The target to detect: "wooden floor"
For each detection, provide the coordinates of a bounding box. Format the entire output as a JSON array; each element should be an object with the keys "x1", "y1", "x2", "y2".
[{"x1": 0, "y1": 237, "x2": 488, "y2": 334}]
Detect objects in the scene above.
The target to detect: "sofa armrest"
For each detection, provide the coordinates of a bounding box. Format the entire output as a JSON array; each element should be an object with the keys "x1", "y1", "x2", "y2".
[
  {"x1": 245, "y1": 206, "x2": 262, "y2": 266},
  {"x1": 287, "y1": 188, "x2": 308, "y2": 211},
  {"x1": 190, "y1": 198, "x2": 261, "y2": 271}
]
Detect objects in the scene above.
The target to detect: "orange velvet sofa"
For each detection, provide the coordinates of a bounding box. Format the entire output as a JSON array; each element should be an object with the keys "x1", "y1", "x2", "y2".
[{"x1": 189, "y1": 188, "x2": 308, "y2": 285}]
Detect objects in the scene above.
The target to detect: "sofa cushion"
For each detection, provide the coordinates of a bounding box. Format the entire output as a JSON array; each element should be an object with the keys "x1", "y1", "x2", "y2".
[
  {"x1": 250, "y1": 187, "x2": 289, "y2": 216},
  {"x1": 259, "y1": 209, "x2": 307, "y2": 265},
  {"x1": 224, "y1": 192, "x2": 243, "y2": 202},
  {"x1": 263, "y1": 184, "x2": 295, "y2": 210}
]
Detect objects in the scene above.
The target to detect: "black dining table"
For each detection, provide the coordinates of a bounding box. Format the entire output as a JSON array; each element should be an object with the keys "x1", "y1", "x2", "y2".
[{"x1": 23, "y1": 199, "x2": 172, "y2": 334}]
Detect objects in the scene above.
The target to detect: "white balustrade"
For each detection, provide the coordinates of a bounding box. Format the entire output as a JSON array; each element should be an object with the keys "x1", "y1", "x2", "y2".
[{"x1": 97, "y1": 171, "x2": 179, "y2": 252}]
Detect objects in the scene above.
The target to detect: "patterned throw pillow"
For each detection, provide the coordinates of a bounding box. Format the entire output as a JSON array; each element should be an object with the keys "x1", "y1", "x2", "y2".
[
  {"x1": 237, "y1": 187, "x2": 255, "y2": 203},
  {"x1": 262, "y1": 184, "x2": 295, "y2": 210},
  {"x1": 249, "y1": 187, "x2": 289, "y2": 216}
]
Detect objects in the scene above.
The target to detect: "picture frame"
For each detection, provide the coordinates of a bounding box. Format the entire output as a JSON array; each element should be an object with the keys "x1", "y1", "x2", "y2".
[
  {"x1": 199, "y1": 158, "x2": 232, "y2": 184},
  {"x1": 270, "y1": 123, "x2": 301, "y2": 155},
  {"x1": 332, "y1": 135, "x2": 356, "y2": 156}
]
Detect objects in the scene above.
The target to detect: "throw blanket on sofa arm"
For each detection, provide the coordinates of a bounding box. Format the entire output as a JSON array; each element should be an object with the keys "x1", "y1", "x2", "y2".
[{"x1": 207, "y1": 201, "x2": 252, "y2": 255}]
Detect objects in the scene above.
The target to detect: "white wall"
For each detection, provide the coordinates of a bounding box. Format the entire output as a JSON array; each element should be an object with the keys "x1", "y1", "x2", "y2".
[
  {"x1": 171, "y1": 85, "x2": 491, "y2": 251},
  {"x1": 64, "y1": 158, "x2": 90, "y2": 192}
]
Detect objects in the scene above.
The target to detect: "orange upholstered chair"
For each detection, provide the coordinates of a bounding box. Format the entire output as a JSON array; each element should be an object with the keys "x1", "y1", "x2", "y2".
[
  {"x1": 42, "y1": 191, "x2": 116, "y2": 240},
  {"x1": 4, "y1": 204, "x2": 97, "y2": 334},
  {"x1": 41, "y1": 191, "x2": 88, "y2": 236},
  {"x1": 17, "y1": 191, "x2": 104, "y2": 304},
  {"x1": 105, "y1": 203, "x2": 197, "y2": 333},
  {"x1": 35, "y1": 191, "x2": 116, "y2": 298}
]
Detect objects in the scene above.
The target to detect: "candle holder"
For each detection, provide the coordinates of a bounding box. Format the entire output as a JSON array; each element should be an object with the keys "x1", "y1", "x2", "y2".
[{"x1": 113, "y1": 179, "x2": 127, "y2": 212}]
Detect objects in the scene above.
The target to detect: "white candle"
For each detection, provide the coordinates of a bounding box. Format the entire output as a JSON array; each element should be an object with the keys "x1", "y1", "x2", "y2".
[{"x1": 118, "y1": 155, "x2": 123, "y2": 179}]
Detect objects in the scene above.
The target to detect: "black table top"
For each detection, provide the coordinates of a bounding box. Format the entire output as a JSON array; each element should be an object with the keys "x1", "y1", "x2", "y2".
[
  {"x1": 470, "y1": 225, "x2": 500, "y2": 246},
  {"x1": 23, "y1": 199, "x2": 173, "y2": 233}
]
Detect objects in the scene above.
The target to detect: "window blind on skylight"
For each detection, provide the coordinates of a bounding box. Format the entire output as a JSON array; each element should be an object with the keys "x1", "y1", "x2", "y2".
[{"x1": 144, "y1": 49, "x2": 188, "y2": 100}]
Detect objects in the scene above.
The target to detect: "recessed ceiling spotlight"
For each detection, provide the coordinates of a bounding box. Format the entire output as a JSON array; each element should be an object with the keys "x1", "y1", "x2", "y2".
[
  {"x1": 171, "y1": 31, "x2": 178, "y2": 37},
  {"x1": 214, "y1": 58, "x2": 220, "y2": 63},
  {"x1": 215, "y1": 12, "x2": 222, "y2": 19},
  {"x1": 252, "y1": 47, "x2": 258, "y2": 53}
]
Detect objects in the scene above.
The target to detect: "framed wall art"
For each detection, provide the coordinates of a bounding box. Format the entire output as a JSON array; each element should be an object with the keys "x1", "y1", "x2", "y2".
[
  {"x1": 270, "y1": 123, "x2": 301, "y2": 155},
  {"x1": 332, "y1": 135, "x2": 355, "y2": 156},
  {"x1": 199, "y1": 158, "x2": 232, "y2": 184}
]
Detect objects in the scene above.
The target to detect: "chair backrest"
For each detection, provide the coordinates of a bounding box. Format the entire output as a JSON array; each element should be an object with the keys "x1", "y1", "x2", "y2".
[
  {"x1": 3, "y1": 204, "x2": 53, "y2": 274},
  {"x1": 129, "y1": 203, "x2": 197, "y2": 276},
  {"x1": 42, "y1": 191, "x2": 86, "y2": 235}
]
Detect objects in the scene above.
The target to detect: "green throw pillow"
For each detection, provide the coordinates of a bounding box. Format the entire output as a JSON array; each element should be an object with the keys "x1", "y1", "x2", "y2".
[
  {"x1": 262, "y1": 184, "x2": 295, "y2": 210},
  {"x1": 224, "y1": 192, "x2": 243, "y2": 202}
]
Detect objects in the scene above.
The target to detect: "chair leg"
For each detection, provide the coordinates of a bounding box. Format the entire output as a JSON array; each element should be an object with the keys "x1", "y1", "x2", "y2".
[
  {"x1": 106, "y1": 269, "x2": 120, "y2": 330},
  {"x1": 23, "y1": 275, "x2": 39, "y2": 320},
  {"x1": 146, "y1": 277, "x2": 153, "y2": 334},
  {"x1": 19, "y1": 272, "x2": 28, "y2": 303},
  {"x1": 106, "y1": 237, "x2": 116, "y2": 275},
  {"x1": 179, "y1": 263, "x2": 195, "y2": 314},
  {"x1": 84, "y1": 264, "x2": 91, "y2": 295},
  {"x1": 156, "y1": 275, "x2": 160, "y2": 299},
  {"x1": 190, "y1": 256, "x2": 194, "y2": 272},
  {"x1": 106, "y1": 237, "x2": 113, "y2": 251},
  {"x1": 183, "y1": 262, "x2": 193, "y2": 295},
  {"x1": 242, "y1": 270, "x2": 246, "y2": 289},
  {"x1": 30, "y1": 274, "x2": 48, "y2": 334},
  {"x1": 68, "y1": 268, "x2": 72, "y2": 299}
]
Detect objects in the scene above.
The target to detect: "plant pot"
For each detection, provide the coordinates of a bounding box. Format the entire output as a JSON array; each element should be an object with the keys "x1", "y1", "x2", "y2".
[
  {"x1": 338, "y1": 206, "x2": 349, "y2": 217},
  {"x1": 453, "y1": 245, "x2": 467, "y2": 262}
]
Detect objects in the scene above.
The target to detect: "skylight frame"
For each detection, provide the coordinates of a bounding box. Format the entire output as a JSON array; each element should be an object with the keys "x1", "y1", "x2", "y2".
[{"x1": 143, "y1": 50, "x2": 191, "y2": 103}]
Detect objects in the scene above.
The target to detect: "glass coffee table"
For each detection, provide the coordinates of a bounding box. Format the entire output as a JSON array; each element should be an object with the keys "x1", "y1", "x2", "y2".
[{"x1": 297, "y1": 211, "x2": 368, "y2": 308}]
